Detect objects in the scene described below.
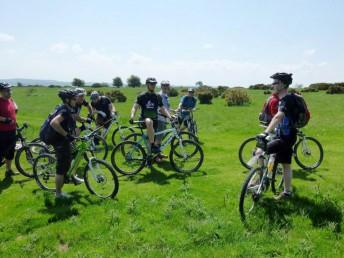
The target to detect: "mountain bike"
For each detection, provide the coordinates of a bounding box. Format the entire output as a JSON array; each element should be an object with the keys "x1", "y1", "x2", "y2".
[
  {"x1": 33, "y1": 129, "x2": 119, "y2": 199},
  {"x1": 176, "y1": 109, "x2": 198, "y2": 137},
  {"x1": 238, "y1": 129, "x2": 323, "y2": 170},
  {"x1": 110, "y1": 119, "x2": 204, "y2": 175},
  {"x1": 14, "y1": 123, "x2": 49, "y2": 178},
  {"x1": 239, "y1": 136, "x2": 283, "y2": 222}
]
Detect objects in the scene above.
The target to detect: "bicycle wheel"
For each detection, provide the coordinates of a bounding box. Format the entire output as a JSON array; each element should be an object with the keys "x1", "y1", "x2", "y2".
[
  {"x1": 171, "y1": 131, "x2": 199, "y2": 146},
  {"x1": 238, "y1": 137, "x2": 257, "y2": 170},
  {"x1": 169, "y1": 140, "x2": 204, "y2": 173},
  {"x1": 84, "y1": 158, "x2": 119, "y2": 198},
  {"x1": 294, "y1": 136, "x2": 323, "y2": 170},
  {"x1": 111, "y1": 140, "x2": 146, "y2": 175},
  {"x1": 239, "y1": 168, "x2": 264, "y2": 222},
  {"x1": 89, "y1": 135, "x2": 108, "y2": 160},
  {"x1": 30, "y1": 138, "x2": 54, "y2": 153},
  {"x1": 15, "y1": 143, "x2": 48, "y2": 178},
  {"x1": 111, "y1": 126, "x2": 135, "y2": 146},
  {"x1": 271, "y1": 163, "x2": 284, "y2": 194},
  {"x1": 33, "y1": 153, "x2": 57, "y2": 191}
]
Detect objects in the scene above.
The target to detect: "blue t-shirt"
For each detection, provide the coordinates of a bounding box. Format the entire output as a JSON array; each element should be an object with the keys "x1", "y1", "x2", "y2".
[{"x1": 180, "y1": 96, "x2": 197, "y2": 110}]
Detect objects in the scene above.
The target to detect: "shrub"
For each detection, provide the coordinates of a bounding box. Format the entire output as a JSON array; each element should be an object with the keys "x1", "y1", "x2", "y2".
[
  {"x1": 224, "y1": 89, "x2": 250, "y2": 106},
  {"x1": 196, "y1": 86, "x2": 219, "y2": 98},
  {"x1": 197, "y1": 90, "x2": 213, "y2": 104},
  {"x1": 308, "y1": 83, "x2": 332, "y2": 91},
  {"x1": 217, "y1": 86, "x2": 229, "y2": 96},
  {"x1": 327, "y1": 85, "x2": 344, "y2": 94},
  {"x1": 263, "y1": 90, "x2": 272, "y2": 95},
  {"x1": 168, "y1": 88, "x2": 179, "y2": 97},
  {"x1": 249, "y1": 84, "x2": 272, "y2": 90},
  {"x1": 301, "y1": 87, "x2": 319, "y2": 93},
  {"x1": 105, "y1": 90, "x2": 127, "y2": 102},
  {"x1": 92, "y1": 82, "x2": 109, "y2": 88},
  {"x1": 289, "y1": 88, "x2": 301, "y2": 94}
]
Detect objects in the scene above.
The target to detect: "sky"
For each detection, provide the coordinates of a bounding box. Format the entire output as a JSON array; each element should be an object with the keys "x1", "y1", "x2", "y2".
[{"x1": 0, "y1": 0, "x2": 343, "y2": 86}]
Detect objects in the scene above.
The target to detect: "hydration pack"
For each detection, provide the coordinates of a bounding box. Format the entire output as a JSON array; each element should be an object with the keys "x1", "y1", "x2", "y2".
[{"x1": 291, "y1": 93, "x2": 310, "y2": 128}]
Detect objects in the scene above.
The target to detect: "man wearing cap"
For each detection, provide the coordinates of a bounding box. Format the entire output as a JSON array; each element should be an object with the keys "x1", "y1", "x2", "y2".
[
  {"x1": 90, "y1": 91, "x2": 117, "y2": 128},
  {"x1": 130, "y1": 77, "x2": 172, "y2": 153},
  {"x1": 72, "y1": 88, "x2": 93, "y2": 136},
  {"x1": 0, "y1": 82, "x2": 19, "y2": 177},
  {"x1": 177, "y1": 88, "x2": 197, "y2": 128}
]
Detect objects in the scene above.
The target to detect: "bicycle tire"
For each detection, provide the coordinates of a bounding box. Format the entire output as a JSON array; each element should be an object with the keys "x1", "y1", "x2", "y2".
[
  {"x1": 90, "y1": 135, "x2": 108, "y2": 160},
  {"x1": 111, "y1": 126, "x2": 135, "y2": 146},
  {"x1": 15, "y1": 143, "x2": 48, "y2": 178},
  {"x1": 169, "y1": 139, "x2": 204, "y2": 173},
  {"x1": 33, "y1": 153, "x2": 57, "y2": 192},
  {"x1": 238, "y1": 137, "x2": 257, "y2": 170},
  {"x1": 110, "y1": 140, "x2": 147, "y2": 175},
  {"x1": 294, "y1": 136, "x2": 324, "y2": 170},
  {"x1": 84, "y1": 158, "x2": 119, "y2": 198}
]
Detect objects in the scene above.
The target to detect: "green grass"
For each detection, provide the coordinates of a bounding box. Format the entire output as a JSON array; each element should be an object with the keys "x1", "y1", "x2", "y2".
[{"x1": 0, "y1": 87, "x2": 343, "y2": 257}]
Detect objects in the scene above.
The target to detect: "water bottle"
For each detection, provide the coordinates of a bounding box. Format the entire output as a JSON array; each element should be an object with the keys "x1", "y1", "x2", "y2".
[{"x1": 267, "y1": 155, "x2": 275, "y2": 179}]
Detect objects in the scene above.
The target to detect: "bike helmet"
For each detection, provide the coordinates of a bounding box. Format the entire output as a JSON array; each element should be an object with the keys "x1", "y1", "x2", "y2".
[
  {"x1": 161, "y1": 80, "x2": 170, "y2": 87},
  {"x1": 146, "y1": 77, "x2": 157, "y2": 85},
  {"x1": 58, "y1": 89, "x2": 77, "y2": 102},
  {"x1": 270, "y1": 73, "x2": 293, "y2": 87},
  {"x1": 74, "y1": 87, "x2": 86, "y2": 96},
  {"x1": 90, "y1": 91, "x2": 100, "y2": 101},
  {"x1": 188, "y1": 88, "x2": 195, "y2": 93},
  {"x1": 0, "y1": 82, "x2": 11, "y2": 90}
]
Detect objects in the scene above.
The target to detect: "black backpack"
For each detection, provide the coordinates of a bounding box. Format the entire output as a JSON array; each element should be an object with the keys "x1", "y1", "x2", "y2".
[
  {"x1": 290, "y1": 93, "x2": 311, "y2": 128},
  {"x1": 39, "y1": 104, "x2": 70, "y2": 144}
]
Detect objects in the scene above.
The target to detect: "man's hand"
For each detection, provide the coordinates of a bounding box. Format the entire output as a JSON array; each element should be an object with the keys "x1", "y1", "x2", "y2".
[
  {"x1": 129, "y1": 118, "x2": 134, "y2": 124},
  {"x1": 66, "y1": 134, "x2": 76, "y2": 142},
  {"x1": 256, "y1": 132, "x2": 268, "y2": 140}
]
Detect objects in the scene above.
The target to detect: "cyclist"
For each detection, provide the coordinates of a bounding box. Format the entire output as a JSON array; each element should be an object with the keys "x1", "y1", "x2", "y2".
[
  {"x1": 90, "y1": 91, "x2": 117, "y2": 129},
  {"x1": 130, "y1": 77, "x2": 172, "y2": 153},
  {"x1": 258, "y1": 73, "x2": 297, "y2": 200},
  {"x1": 44, "y1": 90, "x2": 78, "y2": 198},
  {"x1": 72, "y1": 88, "x2": 93, "y2": 136},
  {"x1": 155, "y1": 80, "x2": 172, "y2": 161},
  {"x1": 0, "y1": 82, "x2": 18, "y2": 177},
  {"x1": 177, "y1": 88, "x2": 197, "y2": 128}
]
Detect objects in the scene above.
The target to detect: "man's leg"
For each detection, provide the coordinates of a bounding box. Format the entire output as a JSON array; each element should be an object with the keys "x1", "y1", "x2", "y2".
[
  {"x1": 54, "y1": 141, "x2": 72, "y2": 197},
  {"x1": 282, "y1": 163, "x2": 292, "y2": 193},
  {"x1": 145, "y1": 118, "x2": 155, "y2": 144}
]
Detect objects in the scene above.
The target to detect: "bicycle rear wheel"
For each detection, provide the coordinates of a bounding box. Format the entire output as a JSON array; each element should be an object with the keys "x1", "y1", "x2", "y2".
[
  {"x1": 239, "y1": 168, "x2": 264, "y2": 222},
  {"x1": 89, "y1": 135, "x2": 108, "y2": 160},
  {"x1": 15, "y1": 143, "x2": 48, "y2": 178},
  {"x1": 294, "y1": 136, "x2": 324, "y2": 170},
  {"x1": 33, "y1": 153, "x2": 56, "y2": 191},
  {"x1": 238, "y1": 137, "x2": 257, "y2": 170},
  {"x1": 111, "y1": 126, "x2": 135, "y2": 146},
  {"x1": 84, "y1": 158, "x2": 119, "y2": 198},
  {"x1": 111, "y1": 141, "x2": 146, "y2": 175},
  {"x1": 169, "y1": 140, "x2": 203, "y2": 173}
]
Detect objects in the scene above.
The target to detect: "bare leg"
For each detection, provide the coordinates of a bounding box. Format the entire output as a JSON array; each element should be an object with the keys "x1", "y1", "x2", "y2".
[
  {"x1": 145, "y1": 118, "x2": 155, "y2": 144},
  {"x1": 55, "y1": 174, "x2": 64, "y2": 195},
  {"x1": 282, "y1": 163, "x2": 292, "y2": 193},
  {"x1": 5, "y1": 159, "x2": 12, "y2": 171}
]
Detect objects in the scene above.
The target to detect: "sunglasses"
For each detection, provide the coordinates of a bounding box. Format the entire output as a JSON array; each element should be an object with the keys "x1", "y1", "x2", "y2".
[{"x1": 272, "y1": 81, "x2": 280, "y2": 86}]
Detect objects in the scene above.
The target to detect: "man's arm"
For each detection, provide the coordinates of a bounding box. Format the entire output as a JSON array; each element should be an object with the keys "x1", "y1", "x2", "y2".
[
  {"x1": 159, "y1": 106, "x2": 172, "y2": 119},
  {"x1": 130, "y1": 103, "x2": 140, "y2": 120},
  {"x1": 50, "y1": 114, "x2": 68, "y2": 137},
  {"x1": 264, "y1": 111, "x2": 284, "y2": 134}
]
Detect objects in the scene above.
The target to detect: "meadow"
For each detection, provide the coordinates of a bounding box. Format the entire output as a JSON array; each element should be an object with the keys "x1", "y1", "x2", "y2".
[{"x1": 0, "y1": 86, "x2": 343, "y2": 257}]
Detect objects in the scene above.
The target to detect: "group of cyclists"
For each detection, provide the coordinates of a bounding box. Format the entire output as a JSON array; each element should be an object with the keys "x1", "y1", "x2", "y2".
[{"x1": 1, "y1": 72, "x2": 306, "y2": 203}]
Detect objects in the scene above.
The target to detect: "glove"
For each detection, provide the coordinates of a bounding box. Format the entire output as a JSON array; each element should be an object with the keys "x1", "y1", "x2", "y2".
[
  {"x1": 86, "y1": 118, "x2": 92, "y2": 123},
  {"x1": 66, "y1": 134, "x2": 76, "y2": 142},
  {"x1": 129, "y1": 118, "x2": 134, "y2": 125},
  {"x1": 2, "y1": 117, "x2": 12, "y2": 124}
]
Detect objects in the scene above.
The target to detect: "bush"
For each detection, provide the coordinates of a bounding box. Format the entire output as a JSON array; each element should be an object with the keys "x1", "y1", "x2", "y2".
[
  {"x1": 105, "y1": 90, "x2": 127, "y2": 102},
  {"x1": 308, "y1": 83, "x2": 332, "y2": 91},
  {"x1": 196, "y1": 86, "x2": 219, "y2": 98},
  {"x1": 289, "y1": 88, "x2": 301, "y2": 94},
  {"x1": 249, "y1": 84, "x2": 272, "y2": 90},
  {"x1": 197, "y1": 90, "x2": 213, "y2": 104},
  {"x1": 224, "y1": 89, "x2": 250, "y2": 106},
  {"x1": 327, "y1": 85, "x2": 344, "y2": 94},
  {"x1": 301, "y1": 87, "x2": 319, "y2": 93},
  {"x1": 217, "y1": 86, "x2": 229, "y2": 96},
  {"x1": 263, "y1": 90, "x2": 272, "y2": 95},
  {"x1": 92, "y1": 82, "x2": 109, "y2": 88},
  {"x1": 127, "y1": 75, "x2": 141, "y2": 87},
  {"x1": 168, "y1": 88, "x2": 179, "y2": 97}
]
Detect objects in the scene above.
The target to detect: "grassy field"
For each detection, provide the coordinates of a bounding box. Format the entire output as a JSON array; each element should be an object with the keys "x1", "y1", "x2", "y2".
[{"x1": 0, "y1": 86, "x2": 343, "y2": 257}]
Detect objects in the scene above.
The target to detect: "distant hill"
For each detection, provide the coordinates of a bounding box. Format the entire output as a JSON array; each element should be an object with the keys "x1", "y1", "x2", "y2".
[{"x1": 0, "y1": 78, "x2": 71, "y2": 86}]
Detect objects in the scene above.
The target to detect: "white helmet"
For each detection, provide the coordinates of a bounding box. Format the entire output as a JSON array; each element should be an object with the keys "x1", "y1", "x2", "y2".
[{"x1": 74, "y1": 87, "x2": 86, "y2": 96}]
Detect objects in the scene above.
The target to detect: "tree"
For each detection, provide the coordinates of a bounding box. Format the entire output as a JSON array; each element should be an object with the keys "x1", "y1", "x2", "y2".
[
  {"x1": 112, "y1": 77, "x2": 123, "y2": 88},
  {"x1": 127, "y1": 75, "x2": 141, "y2": 88},
  {"x1": 195, "y1": 81, "x2": 204, "y2": 87},
  {"x1": 72, "y1": 78, "x2": 85, "y2": 87}
]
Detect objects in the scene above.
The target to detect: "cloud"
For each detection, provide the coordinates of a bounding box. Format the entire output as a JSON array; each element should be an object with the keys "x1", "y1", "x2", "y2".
[
  {"x1": 0, "y1": 33, "x2": 15, "y2": 42},
  {"x1": 50, "y1": 42, "x2": 69, "y2": 54},
  {"x1": 202, "y1": 43, "x2": 214, "y2": 49},
  {"x1": 304, "y1": 48, "x2": 316, "y2": 56},
  {"x1": 71, "y1": 44, "x2": 83, "y2": 54},
  {"x1": 127, "y1": 52, "x2": 152, "y2": 65}
]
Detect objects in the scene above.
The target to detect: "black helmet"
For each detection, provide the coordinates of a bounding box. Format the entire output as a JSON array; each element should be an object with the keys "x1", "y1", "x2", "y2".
[
  {"x1": 270, "y1": 73, "x2": 293, "y2": 87},
  {"x1": 0, "y1": 82, "x2": 11, "y2": 90},
  {"x1": 58, "y1": 89, "x2": 77, "y2": 102},
  {"x1": 146, "y1": 77, "x2": 157, "y2": 85}
]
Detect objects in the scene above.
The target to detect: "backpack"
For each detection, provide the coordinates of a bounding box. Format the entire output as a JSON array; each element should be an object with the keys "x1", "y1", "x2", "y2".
[
  {"x1": 291, "y1": 93, "x2": 311, "y2": 128},
  {"x1": 39, "y1": 104, "x2": 69, "y2": 144},
  {"x1": 258, "y1": 95, "x2": 278, "y2": 125}
]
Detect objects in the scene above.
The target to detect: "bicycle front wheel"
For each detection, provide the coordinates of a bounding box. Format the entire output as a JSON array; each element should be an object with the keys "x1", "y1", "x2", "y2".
[
  {"x1": 111, "y1": 141, "x2": 146, "y2": 175},
  {"x1": 238, "y1": 137, "x2": 257, "y2": 170},
  {"x1": 33, "y1": 153, "x2": 57, "y2": 191},
  {"x1": 15, "y1": 143, "x2": 48, "y2": 178},
  {"x1": 294, "y1": 136, "x2": 324, "y2": 170},
  {"x1": 169, "y1": 140, "x2": 204, "y2": 173},
  {"x1": 239, "y1": 168, "x2": 264, "y2": 222},
  {"x1": 84, "y1": 158, "x2": 119, "y2": 198},
  {"x1": 111, "y1": 126, "x2": 135, "y2": 146},
  {"x1": 89, "y1": 135, "x2": 108, "y2": 160}
]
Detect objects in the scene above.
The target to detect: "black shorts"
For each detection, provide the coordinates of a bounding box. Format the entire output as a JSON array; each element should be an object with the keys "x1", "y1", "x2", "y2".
[
  {"x1": 267, "y1": 134, "x2": 297, "y2": 164},
  {"x1": 139, "y1": 117, "x2": 158, "y2": 130},
  {"x1": 0, "y1": 130, "x2": 16, "y2": 161},
  {"x1": 96, "y1": 115, "x2": 111, "y2": 129},
  {"x1": 52, "y1": 140, "x2": 72, "y2": 175}
]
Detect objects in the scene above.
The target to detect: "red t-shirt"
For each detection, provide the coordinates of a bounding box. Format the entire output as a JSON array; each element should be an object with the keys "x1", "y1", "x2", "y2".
[
  {"x1": 0, "y1": 97, "x2": 17, "y2": 131},
  {"x1": 268, "y1": 93, "x2": 279, "y2": 117}
]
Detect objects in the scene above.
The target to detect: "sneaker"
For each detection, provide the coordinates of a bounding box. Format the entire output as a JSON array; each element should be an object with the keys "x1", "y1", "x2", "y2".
[
  {"x1": 55, "y1": 192, "x2": 71, "y2": 199},
  {"x1": 274, "y1": 191, "x2": 292, "y2": 201},
  {"x1": 5, "y1": 169, "x2": 19, "y2": 177}
]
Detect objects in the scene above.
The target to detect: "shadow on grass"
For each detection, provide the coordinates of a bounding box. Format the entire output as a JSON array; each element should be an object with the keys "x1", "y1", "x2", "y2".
[
  {"x1": 252, "y1": 192, "x2": 342, "y2": 233},
  {"x1": 38, "y1": 191, "x2": 101, "y2": 223},
  {"x1": 0, "y1": 176, "x2": 13, "y2": 194},
  {"x1": 293, "y1": 169, "x2": 319, "y2": 182}
]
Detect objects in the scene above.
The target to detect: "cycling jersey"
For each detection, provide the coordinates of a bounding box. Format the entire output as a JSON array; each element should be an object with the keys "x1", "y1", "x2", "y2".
[
  {"x1": 277, "y1": 94, "x2": 297, "y2": 137},
  {"x1": 180, "y1": 96, "x2": 197, "y2": 110},
  {"x1": 136, "y1": 92, "x2": 163, "y2": 119},
  {"x1": 91, "y1": 96, "x2": 112, "y2": 118},
  {"x1": 0, "y1": 97, "x2": 17, "y2": 132},
  {"x1": 158, "y1": 91, "x2": 170, "y2": 122}
]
